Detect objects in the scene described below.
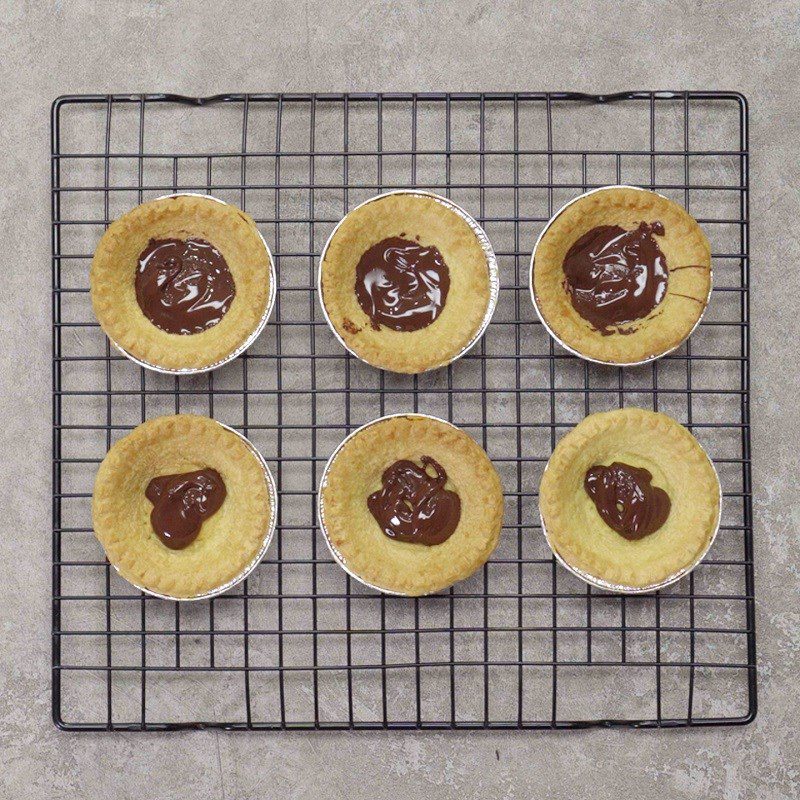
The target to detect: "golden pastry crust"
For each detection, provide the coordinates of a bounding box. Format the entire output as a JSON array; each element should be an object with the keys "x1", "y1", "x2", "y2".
[
  {"x1": 92, "y1": 415, "x2": 274, "y2": 599},
  {"x1": 539, "y1": 408, "x2": 720, "y2": 589},
  {"x1": 532, "y1": 187, "x2": 712, "y2": 364},
  {"x1": 90, "y1": 195, "x2": 273, "y2": 371},
  {"x1": 320, "y1": 415, "x2": 504, "y2": 595},
  {"x1": 320, "y1": 192, "x2": 495, "y2": 373}
]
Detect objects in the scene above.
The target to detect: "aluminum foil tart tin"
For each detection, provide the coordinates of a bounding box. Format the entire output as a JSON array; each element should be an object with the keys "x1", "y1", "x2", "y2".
[
  {"x1": 318, "y1": 412, "x2": 467, "y2": 597},
  {"x1": 110, "y1": 192, "x2": 277, "y2": 376},
  {"x1": 117, "y1": 422, "x2": 278, "y2": 602},
  {"x1": 538, "y1": 442, "x2": 722, "y2": 595},
  {"x1": 317, "y1": 190, "x2": 500, "y2": 373},
  {"x1": 528, "y1": 184, "x2": 714, "y2": 368}
]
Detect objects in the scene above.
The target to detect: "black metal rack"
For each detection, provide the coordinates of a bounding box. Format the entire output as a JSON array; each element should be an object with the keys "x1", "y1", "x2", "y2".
[{"x1": 51, "y1": 91, "x2": 755, "y2": 730}]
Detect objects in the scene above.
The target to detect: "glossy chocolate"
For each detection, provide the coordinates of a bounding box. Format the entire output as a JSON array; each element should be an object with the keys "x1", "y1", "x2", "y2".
[
  {"x1": 563, "y1": 222, "x2": 669, "y2": 334},
  {"x1": 584, "y1": 461, "x2": 671, "y2": 540},
  {"x1": 145, "y1": 468, "x2": 226, "y2": 549},
  {"x1": 367, "y1": 456, "x2": 461, "y2": 545},
  {"x1": 135, "y1": 238, "x2": 236, "y2": 335},
  {"x1": 355, "y1": 237, "x2": 450, "y2": 332}
]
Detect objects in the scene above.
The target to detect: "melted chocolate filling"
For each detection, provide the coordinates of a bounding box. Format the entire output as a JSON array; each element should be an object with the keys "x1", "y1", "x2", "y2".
[
  {"x1": 354, "y1": 237, "x2": 450, "y2": 332},
  {"x1": 135, "y1": 238, "x2": 236, "y2": 335},
  {"x1": 584, "y1": 461, "x2": 671, "y2": 540},
  {"x1": 145, "y1": 468, "x2": 226, "y2": 549},
  {"x1": 563, "y1": 222, "x2": 669, "y2": 334},
  {"x1": 367, "y1": 456, "x2": 461, "y2": 546}
]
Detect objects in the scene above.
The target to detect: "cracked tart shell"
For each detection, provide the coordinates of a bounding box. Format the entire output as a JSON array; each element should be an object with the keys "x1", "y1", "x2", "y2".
[
  {"x1": 90, "y1": 194, "x2": 274, "y2": 372},
  {"x1": 531, "y1": 186, "x2": 712, "y2": 365},
  {"x1": 319, "y1": 414, "x2": 504, "y2": 596},
  {"x1": 539, "y1": 408, "x2": 720, "y2": 591},
  {"x1": 92, "y1": 415, "x2": 275, "y2": 599}
]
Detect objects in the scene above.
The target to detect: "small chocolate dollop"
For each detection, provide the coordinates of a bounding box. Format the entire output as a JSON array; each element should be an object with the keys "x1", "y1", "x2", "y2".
[
  {"x1": 135, "y1": 238, "x2": 236, "y2": 334},
  {"x1": 145, "y1": 468, "x2": 227, "y2": 549},
  {"x1": 354, "y1": 237, "x2": 450, "y2": 332},
  {"x1": 367, "y1": 456, "x2": 461, "y2": 545},
  {"x1": 563, "y1": 221, "x2": 669, "y2": 334},
  {"x1": 584, "y1": 461, "x2": 671, "y2": 540}
]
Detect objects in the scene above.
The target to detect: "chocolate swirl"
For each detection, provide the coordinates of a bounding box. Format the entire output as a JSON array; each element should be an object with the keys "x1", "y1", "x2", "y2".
[
  {"x1": 135, "y1": 238, "x2": 236, "y2": 335},
  {"x1": 584, "y1": 461, "x2": 671, "y2": 540},
  {"x1": 367, "y1": 456, "x2": 461, "y2": 545},
  {"x1": 145, "y1": 468, "x2": 227, "y2": 549},
  {"x1": 563, "y1": 222, "x2": 669, "y2": 334},
  {"x1": 355, "y1": 237, "x2": 450, "y2": 332}
]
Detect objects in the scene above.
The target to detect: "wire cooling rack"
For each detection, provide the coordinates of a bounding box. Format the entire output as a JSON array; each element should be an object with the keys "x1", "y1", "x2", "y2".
[{"x1": 51, "y1": 91, "x2": 755, "y2": 730}]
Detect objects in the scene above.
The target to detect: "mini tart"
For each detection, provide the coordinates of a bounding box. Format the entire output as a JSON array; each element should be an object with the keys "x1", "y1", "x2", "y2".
[
  {"x1": 92, "y1": 415, "x2": 274, "y2": 599},
  {"x1": 539, "y1": 408, "x2": 720, "y2": 590},
  {"x1": 532, "y1": 186, "x2": 712, "y2": 364},
  {"x1": 320, "y1": 414, "x2": 504, "y2": 595},
  {"x1": 319, "y1": 192, "x2": 496, "y2": 373},
  {"x1": 90, "y1": 195, "x2": 273, "y2": 371}
]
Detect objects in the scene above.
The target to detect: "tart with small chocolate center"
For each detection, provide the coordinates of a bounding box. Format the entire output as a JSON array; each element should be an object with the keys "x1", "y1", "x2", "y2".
[
  {"x1": 90, "y1": 195, "x2": 273, "y2": 371},
  {"x1": 319, "y1": 192, "x2": 497, "y2": 373},
  {"x1": 92, "y1": 415, "x2": 274, "y2": 599},
  {"x1": 539, "y1": 408, "x2": 720, "y2": 590},
  {"x1": 320, "y1": 414, "x2": 504, "y2": 595},
  {"x1": 531, "y1": 187, "x2": 712, "y2": 364}
]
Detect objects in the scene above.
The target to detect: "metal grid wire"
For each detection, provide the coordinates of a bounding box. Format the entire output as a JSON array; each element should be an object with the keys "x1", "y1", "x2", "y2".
[{"x1": 51, "y1": 91, "x2": 755, "y2": 730}]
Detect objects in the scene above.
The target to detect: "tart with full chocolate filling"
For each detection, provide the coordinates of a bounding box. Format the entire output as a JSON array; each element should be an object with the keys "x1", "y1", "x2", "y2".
[
  {"x1": 539, "y1": 408, "x2": 720, "y2": 591},
  {"x1": 532, "y1": 187, "x2": 712, "y2": 364},
  {"x1": 92, "y1": 415, "x2": 274, "y2": 599},
  {"x1": 91, "y1": 195, "x2": 273, "y2": 371},
  {"x1": 320, "y1": 192, "x2": 496, "y2": 373},
  {"x1": 320, "y1": 414, "x2": 504, "y2": 596}
]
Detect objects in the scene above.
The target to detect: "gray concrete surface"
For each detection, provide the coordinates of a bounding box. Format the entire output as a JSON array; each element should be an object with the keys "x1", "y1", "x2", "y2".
[{"x1": 1, "y1": 1, "x2": 799, "y2": 798}]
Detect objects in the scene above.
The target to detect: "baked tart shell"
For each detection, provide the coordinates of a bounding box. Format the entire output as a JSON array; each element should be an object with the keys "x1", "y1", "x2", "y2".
[
  {"x1": 530, "y1": 186, "x2": 712, "y2": 365},
  {"x1": 91, "y1": 194, "x2": 275, "y2": 373},
  {"x1": 319, "y1": 414, "x2": 505, "y2": 596},
  {"x1": 92, "y1": 415, "x2": 276, "y2": 600},
  {"x1": 539, "y1": 408, "x2": 721, "y2": 592},
  {"x1": 319, "y1": 191, "x2": 499, "y2": 374}
]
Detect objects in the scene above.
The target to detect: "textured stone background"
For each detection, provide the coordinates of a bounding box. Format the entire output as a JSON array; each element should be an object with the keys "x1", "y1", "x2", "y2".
[{"x1": 1, "y1": 1, "x2": 798, "y2": 798}]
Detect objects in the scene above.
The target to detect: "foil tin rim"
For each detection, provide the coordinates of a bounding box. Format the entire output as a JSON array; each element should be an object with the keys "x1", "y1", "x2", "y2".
[
  {"x1": 317, "y1": 190, "x2": 500, "y2": 373},
  {"x1": 110, "y1": 193, "x2": 277, "y2": 375},
  {"x1": 528, "y1": 184, "x2": 714, "y2": 367},
  {"x1": 538, "y1": 436, "x2": 722, "y2": 594},
  {"x1": 317, "y1": 412, "x2": 466, "y2": 597},
  {"x1": 113, "y1": 421, "x2": 278, "y2": 602}
]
